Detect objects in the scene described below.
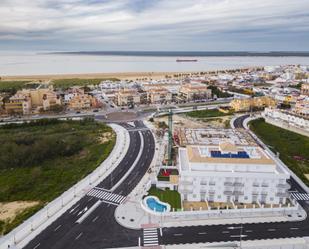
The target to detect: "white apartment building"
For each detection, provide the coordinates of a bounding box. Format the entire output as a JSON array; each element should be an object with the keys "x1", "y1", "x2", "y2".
[
  {"x1": 178, "y1": 141, "x2": 290, "y2": 205},
  {"x1": 262, "y1": 107, "x2": 309, "y2": 136}
]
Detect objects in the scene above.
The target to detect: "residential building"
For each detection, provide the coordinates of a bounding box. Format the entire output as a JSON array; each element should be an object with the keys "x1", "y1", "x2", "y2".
[
  {"x1": 115, "y1": 88, "x2": 141, "y2": 106},
  {"x1": 5, "y1": 92, "x2": 32, "y2": 115},
  {"x1": 262, "y1": 107, "x2": 309, "y2": 137},
  {"x1": 179, "y1": 83, "x2": 212, "y2": 101},
  {"x1": 301, "y1": 83, "x2": 309, "y2": 96},
  {"x1": 67, "y1": 87, "x2": 101, "y2": 110},
  {"x1": 147, "y1": 87, "x2": 172, "y2": 104},
  {"x1": 230, "y1": 96, "x2": 276, "y2": 112},
  {"x1": 178, "y1": 141, "x2": 290, "y2": 205}
]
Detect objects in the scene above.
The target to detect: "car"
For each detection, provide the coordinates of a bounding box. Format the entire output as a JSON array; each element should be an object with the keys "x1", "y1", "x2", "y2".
[
  {"x1": 76, "y1": 111, "x2": 81, "y2": 114},
  {"x1": 93, "y1": 109, "x2": 99, "y2": 112},
  {"x1": 110, "y1": 105, "x2": 114, "y2": 108}
]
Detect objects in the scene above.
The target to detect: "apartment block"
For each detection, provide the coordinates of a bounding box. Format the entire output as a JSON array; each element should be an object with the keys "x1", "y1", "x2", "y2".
[
  {"x1": 178, "y1": 141, "x2": 290, "y2": 205},
  {"x1": 116, "y1": 89, "x2": 141, "y2": 106},
  {"x1": 230, "y1": 96, "x2": 276, "y2": 112},
  {"x1": 179, "y1": 83, "x2": 212, "y2": 101}
]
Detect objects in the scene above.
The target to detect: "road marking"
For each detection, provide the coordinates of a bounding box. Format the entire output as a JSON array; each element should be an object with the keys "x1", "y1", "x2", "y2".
[
  {"x1": 33, "y1": 243, "x2": 40, "y2": 249},
  {"x1": 245, "y1": 230, "x2": 253, "y2": 233},
  {"x1": 160, "y1": 228, "x2": 163, "y2": 236},
  {"x1": 92, "y1": 216, "x2": 99, "y2": 222},
  {"x1": 198, "y1": 232, "x2": 207, "y2": 235},
  {"x1": 267, "y1": 229, "x2": 276, "y2": 231},
  {"x1": 230, "y1": 235, "x2": 248, "y2": 238},
  {"x1": 290, "y1": 227, "x2": 299, "y2": 230},
  {"x1": 222, "y1": 231, "x2": 230, "y2": 234},
  {"x1": 174, "y1": 233, "x2": 183, "y2": 236},
  {"x1": 54, "y1": 224, "x2": 62, "y2": 231},
  {"x1": 75, "y1": 232, "x2": 83, "y2": 240}
]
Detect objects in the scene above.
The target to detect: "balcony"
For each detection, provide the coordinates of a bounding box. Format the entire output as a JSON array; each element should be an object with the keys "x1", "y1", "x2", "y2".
[
  {"x1": 252, "y1": 183, "x2": 259, "y2": 187},
  {"x1": 261, "y1": 183, "x2": 269, "y2": 188},
  {"x1": 209, "y1": 182, "x2": 216, "y2": 186},
  {"x1": 224, "y1": 190, "x2": 233, "y2": 195},
  {"x1": 261, "y1": 191, "x2": 268, "y2": 196},
  {"x1": 234, "y1": 182, "x2": 244, "y2": 187},
  {"x1": 201, "y1": 181, "x2": 207, "y2": 186},
  {"x1": 233, "y1": 191, "x2": 244, "y2": 196},
  {"x1": 208, "y1": 190, "x2": 216, "y2": 195},
  {"x1": 252, "y1": 191, "x2": 259, "y2": 196},
  {"x1": 276, "y1": 183, "x2": 290, "y2": 189},
  {"x1": 224, "y1": 182, "x2": 233, "y2": 186},
  {"x1": 276, "y1": 192, "x2": 289, "y2": 198}
]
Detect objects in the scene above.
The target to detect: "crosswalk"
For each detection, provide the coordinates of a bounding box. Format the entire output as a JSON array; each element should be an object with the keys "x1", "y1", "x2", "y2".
[
  {"x1": 143, "y1": 228, "x2": 159, "y2": 247},
  {"x1": 87, "y1": 188, "x2": 126, "y2": 205},
  {"x1": 290, "y1": 192, "x2": 309, "y2": 201}
]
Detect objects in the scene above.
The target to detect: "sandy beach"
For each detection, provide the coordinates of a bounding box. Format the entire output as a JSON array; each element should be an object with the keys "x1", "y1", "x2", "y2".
[{"x1": 0, "y1": 71, "x2": 202, "y2": 81}]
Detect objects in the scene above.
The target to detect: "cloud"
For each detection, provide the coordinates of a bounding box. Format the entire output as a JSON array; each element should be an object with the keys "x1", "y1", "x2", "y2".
[{"x1": 0, "y1": 0, "x2": 308, "y2": 50}]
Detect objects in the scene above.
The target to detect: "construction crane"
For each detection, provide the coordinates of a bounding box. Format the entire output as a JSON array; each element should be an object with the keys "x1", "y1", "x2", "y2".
[{"x1": 167, "y1": 109, "x2": 173, "y2": 165}]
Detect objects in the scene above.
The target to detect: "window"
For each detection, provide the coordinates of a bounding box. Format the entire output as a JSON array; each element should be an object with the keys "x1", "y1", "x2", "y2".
[{"x1": 244, "y1": 196, "x2": 248, "y2": 200}]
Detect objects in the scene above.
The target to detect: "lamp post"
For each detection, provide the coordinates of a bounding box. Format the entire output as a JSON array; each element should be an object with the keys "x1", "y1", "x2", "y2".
[{"x1": 227, "y1": 222, "x2": 245, "y2": 249}]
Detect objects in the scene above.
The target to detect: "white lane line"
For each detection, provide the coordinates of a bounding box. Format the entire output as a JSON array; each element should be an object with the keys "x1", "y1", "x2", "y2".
[
  {"x1": 198, "y1": 232, "x2": 207, "y2": 235},
  {"x1": 54, "y1": 224, "x2": 62, "y2": 232},
  {"x1": 290, "y1": 227, "x2": 299, "y2": 230},
  {"x1": 174, "y1": 233, "x2": 183, "y2": 236},
  {"x1": 267, "y1": 229, "x2": 276, "y2": 231},
  {"x1": 33, "y1": 243, "x2": 40, "y2": 249},
  {"x1": 160, "y1": 228, "x2": 163, "y2": 236},
  {"x1": 75, "y1": 232, "x2": 83, "y2": 240},
  {"x1": 92, "y1": 216, "x2": 99, "y2": 222},
  {"x1": 245, "y1": 230, "x2": 253, "y2": 233},
  {"x1": 222, "y1": 231, "x2": 230, "y2": 234}
]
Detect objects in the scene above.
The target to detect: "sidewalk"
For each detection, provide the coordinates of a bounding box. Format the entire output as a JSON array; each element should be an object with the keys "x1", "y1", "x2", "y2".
[{"x1": 115, "y1": 193, "x2": 306, "y2": 230}]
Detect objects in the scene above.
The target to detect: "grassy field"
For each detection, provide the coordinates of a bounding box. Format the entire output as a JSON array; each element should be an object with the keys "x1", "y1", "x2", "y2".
[
  {"x1": 186, "y1": 108, "x2": 231, "y2": 118},
  {"x1": 249, "y1": 118, "x2": 309, "y2": 186},
  {"x1": 0, "y1": 118, "x2": 115, "y2": 234},
  {"x1": 148, "y1": 187, "x2": 181, "y2": 210},
  {"x1": 52, "y1": 78, "x2": 119, "y2": 89}
]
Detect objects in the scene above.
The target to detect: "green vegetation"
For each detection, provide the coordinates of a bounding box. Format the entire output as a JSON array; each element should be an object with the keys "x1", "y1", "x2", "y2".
[
  {"x1": 186, "y1": 108, "x2": 232, "y2": 118},
  {"x1": 148, "y1": 187, "x2": 181, "y2": 210},
  {"x1": 52, "y1": 78, "x2": 119, "y2": 90},
  {"x1": 249, "y1": 118, "x2": 309, "y2": 186},
  {"x1": 0, "y1": 81, "x2": 31, "y2": 94},
  {"x1": 288, "y1": 82, "x2": 303, "y2": 89},
  {"x1": 207, "y1": 85, "x2": 233, "y2": 98},
  {"x1": 0, "y1": 118, "x2": 115, "y2": 234}
]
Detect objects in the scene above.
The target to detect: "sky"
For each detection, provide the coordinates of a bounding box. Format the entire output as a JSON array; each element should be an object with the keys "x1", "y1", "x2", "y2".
[{"x1": 0, "y1": 0, "x2": 309, "y2": 51}]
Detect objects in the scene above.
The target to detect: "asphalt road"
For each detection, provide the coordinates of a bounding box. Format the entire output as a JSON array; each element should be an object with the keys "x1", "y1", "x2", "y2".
[
  {"x1": 23, "y1": 120, "x2": 155, "y2": 249},
  {"x1": 22, "y1": 116, "x2": 309, "y2": 249}
]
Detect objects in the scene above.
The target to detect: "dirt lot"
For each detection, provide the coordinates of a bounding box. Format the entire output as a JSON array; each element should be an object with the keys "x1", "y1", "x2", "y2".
[
  {"x1": 0, "y1": 201, "x2": 39, "y2": 222},
  {"x1": 155, "y1": 114, "x2": 232, "y2": 129}
]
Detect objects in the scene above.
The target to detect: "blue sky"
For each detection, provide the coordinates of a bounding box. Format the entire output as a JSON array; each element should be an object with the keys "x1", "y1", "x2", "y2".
[{"x1": 0, "y1": 0, "x2": 309, "y2": 51}]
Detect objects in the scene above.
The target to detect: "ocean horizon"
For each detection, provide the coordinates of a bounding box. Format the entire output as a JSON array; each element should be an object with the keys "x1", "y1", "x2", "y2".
[{"x1": 1, "y1": 51, "x2": 309, "y2": 76}]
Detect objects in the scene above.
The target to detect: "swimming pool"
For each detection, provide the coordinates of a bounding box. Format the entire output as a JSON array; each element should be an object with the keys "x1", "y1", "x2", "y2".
[{"x1": 144, "y1": 196, "x2": 170, "y2": 213}]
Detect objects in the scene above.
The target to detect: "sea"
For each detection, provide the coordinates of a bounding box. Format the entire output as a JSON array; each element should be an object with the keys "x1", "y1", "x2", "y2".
[{"x1": 1, "y1": 51, "x2": 309, "y2": 76}]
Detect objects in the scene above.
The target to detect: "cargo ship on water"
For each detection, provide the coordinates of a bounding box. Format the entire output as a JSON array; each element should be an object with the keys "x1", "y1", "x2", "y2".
[{"x1": 176, "y1": 58, "x2": 198, "y2": 62}]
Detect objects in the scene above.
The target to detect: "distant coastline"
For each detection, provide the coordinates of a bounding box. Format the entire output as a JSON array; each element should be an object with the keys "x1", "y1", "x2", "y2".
[{"x1": 48, "y1": 51, "x2": 309, "y2": 57}]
